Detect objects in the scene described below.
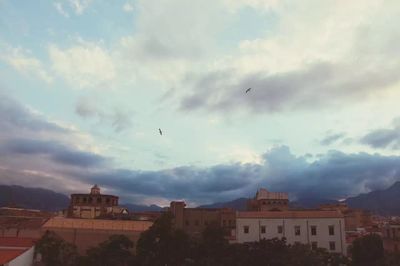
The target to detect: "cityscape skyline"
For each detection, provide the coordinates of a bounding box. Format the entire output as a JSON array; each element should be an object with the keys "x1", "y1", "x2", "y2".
[{"x1": 1, "y1": 0, "x2": 400, "y2": 206}]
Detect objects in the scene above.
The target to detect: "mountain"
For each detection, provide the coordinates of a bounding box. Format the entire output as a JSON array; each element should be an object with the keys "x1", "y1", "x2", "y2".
[
  {"x1": 345, "y1": 181, "x2": 400, "y2": 215},
  {"x1": 198, "y1": 198, "x2": 249, "y2": 211},
  {"x1": 121, "y1": 203, "x2": 164, "y2": 212},
  {"x1": 0, "y1": 185, "x2": 69, "y2": 211},
  {"x1": 290, "y1": 198, "x2": 339, "y2": 209}
]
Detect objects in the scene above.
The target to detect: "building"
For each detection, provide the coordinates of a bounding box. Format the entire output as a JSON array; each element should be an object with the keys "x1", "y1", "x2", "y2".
[
  {"x1": 247, "y1": 188, "x2": 289, "y2": 211},
  {"x1": 382, "y1": 221, "x2": 400, "y2": 252},
  {"x1": 0, "y1": 207, "x2": 50, "y2": 238},
  {"x1": 68, "y1": 185, "x2": 128, "y2": 219},
  {"x1": 41, "y1": 217, "x2": 152, "y2": 254},
  {"x1": 236, "y1": 210, "x2": 347, "y2": 255},
  {"x1": 0, "y1": 237, "x2": 36, "y2": 266},
  {"x1": 169, "y1": 201, "x2": 235, "y2": 237}
]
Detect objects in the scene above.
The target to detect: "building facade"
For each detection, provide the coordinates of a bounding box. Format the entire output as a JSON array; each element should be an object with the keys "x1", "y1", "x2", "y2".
[
  {"x1": 247, "y1": 188, "x2": 289, "y2": 211},
  {"x1": 382, "y1": 221, "x2": 400, "y2": 252},
  {"x1": 236, "y1": 210, "x2": 347, "y2": 255},
  {"x1": 68, "y1": 185, "x2": 127, "y2": 219},
  {"x1": 169, "y1": 201, "x2": 235, "y2": 236}
]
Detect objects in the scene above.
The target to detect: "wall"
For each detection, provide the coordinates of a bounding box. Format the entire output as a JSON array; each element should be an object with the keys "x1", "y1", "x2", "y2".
[
  {"x1": 236, "y1": 217, "x2": 347, "y2": 255},
  {"x1": 6, "y1": 246, "x2": 34, "y2": 266}
]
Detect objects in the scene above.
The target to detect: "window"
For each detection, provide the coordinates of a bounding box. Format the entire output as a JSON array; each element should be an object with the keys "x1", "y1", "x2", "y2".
[
  {"x1": 295, "y1": 226, "x2": 301, "y2": 236},
  {"x1": 329, "y1": 225, "x2": 335, "y2": 236},
  {"x1": 223, "y1": 220, "x2": 226, "y2": 226},
  {"x1": 261, "y1": 226, "x2": 266, "y2": 234},
  {"x1": 195, "y1": 220, "x2": 199, "y2": 226},
  {"x1": 205, "y1": 221, "x2": 208, "y2": 226},
  {"x1": 278, "y1": 225, "x2": 283, "y2": 234},
  {"x1": 83, "y1": 197, "x2": 87, "y2": 203},
  {"x1": 88, "y1": 197, "x2": 93, "y2": 203},
  {"x1": 244, "y1": 226, "x2": 249, "y2": 234},
  {"x1": 311, "y1": 242, "x2": 318, "y2": 250},
  {"x1": 311, "y1": 226, "x2": 317, "y2": 236},
  {"x1": 329, "y1": 241, "x2": 336, "y2": 251},
  {"x1": 97, "y1": 197, "x2": 101, "y2": 203},
  {"x1": 185, "y1": 220, "x2": 189, "y2": 226},
  {"x1": 106, "y1": 198, "x2": 110, "y2": 203}
]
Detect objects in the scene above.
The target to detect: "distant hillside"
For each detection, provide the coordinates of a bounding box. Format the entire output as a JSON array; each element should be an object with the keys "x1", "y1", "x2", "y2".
[
  {"x1": 0, "y1": 185, "x2": 69, "y2": 211},
  {"x1": 121, "y1": 203, "x2": 164, "y2": 212},
  {"x1": 198, "y1": 198, "x2": 248, "y2": 210},
  {"x1": 345, "y1": 181, "x2": 400, "y2": 215},
  {"x1": 290, "y1": 198, "x2": 339, "y2": 209}
]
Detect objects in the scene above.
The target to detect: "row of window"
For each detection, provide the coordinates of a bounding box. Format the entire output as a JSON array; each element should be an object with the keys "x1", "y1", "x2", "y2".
[
  {"x1": 261, "y1": 200, "x2": 288, "y2": 205},
  {"x1": 243, "y1": 225, "x2": 335, "y2": 236},
  {"x1": 185, "y1": 219, "x2": 235, "y2": 227},
  {"x1": 74, "y1": 196, "x2": 116, "y2": 205}
]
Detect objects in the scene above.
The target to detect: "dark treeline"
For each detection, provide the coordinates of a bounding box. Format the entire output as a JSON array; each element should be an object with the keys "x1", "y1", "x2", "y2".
[{"x1": 35, "y1": 213, "x2": 400, "y2": 266}]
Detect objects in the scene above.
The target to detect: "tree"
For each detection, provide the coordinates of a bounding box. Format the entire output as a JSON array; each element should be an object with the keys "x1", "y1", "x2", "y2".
[
  {"x1": 35, "y1": 230, "x2": 79, "y2": 266},
  {"x1": 350, "y1": 234, "x2": 385, "y2": 266},
  {"x1": 81, "y1": 234, "x2": 135, "y2": 266},
  {"x1": 136, "y1": 212, "x2": 192, "y2": 266}
]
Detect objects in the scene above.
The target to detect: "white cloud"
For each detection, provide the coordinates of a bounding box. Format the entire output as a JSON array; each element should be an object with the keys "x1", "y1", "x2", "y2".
[
  {"x1": 123, "y1": 2, "x2": 134, "y2": 12},
  {"x1": 69, "y1": 0, "x2": 92, "y2": 15},
  {"x1": 49, "y1": 41, "x2": 116, "y2": 89},
  {"x1": 0, "y1": 46, "x2": 53, "y2": 83},
  {"x1": 54, "y1": 2, "x2": 69, "y2": 17}
]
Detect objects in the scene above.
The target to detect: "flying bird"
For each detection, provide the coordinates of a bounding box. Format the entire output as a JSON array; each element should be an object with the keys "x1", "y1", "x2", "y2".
[
  {"x1": 245, "y1": 88, "x2": 251, "y2": 93},
  {"x1": 159, "y1": 128, "x2": 162, "y2": 136}
]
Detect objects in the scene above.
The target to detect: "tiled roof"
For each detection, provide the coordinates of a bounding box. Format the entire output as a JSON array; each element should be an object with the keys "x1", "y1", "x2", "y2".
[
  {"x1": 0, "y1": 249, "x2": 27, "y2": 264},
  {"x1": 0, "y1": 237, "x2": 36, "y2": 248},
  {"x1": 237, "y1": 210, "x2": 343, "y2": 219},
  {"x1": 0, "y1": 217, "x2": 48, "y2": 229},
  {"x1": 42, "y1": 217, "x2": 153, "y2": 231}
]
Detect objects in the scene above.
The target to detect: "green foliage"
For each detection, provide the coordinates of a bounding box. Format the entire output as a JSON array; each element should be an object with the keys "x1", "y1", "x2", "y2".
[
  {"x1": 136, "y1": 212, "x2": 193, "y2": 266},
  {"x1": 350, "y1": 234, "x2": 385, "y2": 266},
  {"x1": 79, "y1": 234, "x2": 134, "y2": 266},
  {"x1": 35, "y1": 230, "x2": 79, "y2": 266}
]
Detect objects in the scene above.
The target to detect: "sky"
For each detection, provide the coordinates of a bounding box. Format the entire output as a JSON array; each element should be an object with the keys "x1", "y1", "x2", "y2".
[{"x1": 1, "y1": 0, "x2": 400, "y2": 206}]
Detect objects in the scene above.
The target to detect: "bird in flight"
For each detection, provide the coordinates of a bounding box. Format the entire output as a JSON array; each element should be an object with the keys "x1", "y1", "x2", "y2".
[
  {"x1": 159, "y1": 128, "x2": 162, "y2": 136},
  {"x1": 245, "y1": 88, "x2": 251, "y2": 93}
]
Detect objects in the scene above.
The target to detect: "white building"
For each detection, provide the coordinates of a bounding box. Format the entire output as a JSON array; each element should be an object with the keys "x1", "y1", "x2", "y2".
[{"x1": 236, "y1": 210, "x2": 347, "y2": 255}]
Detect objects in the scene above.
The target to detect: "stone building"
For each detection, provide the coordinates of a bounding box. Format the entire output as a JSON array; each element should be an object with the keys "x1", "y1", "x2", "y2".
[
  {"x1": 41, "y1": 217, "x2": 152, "y2": 254},
  {"x1": 169, "y1": 201, "x2": 235, "y2": 237},
  {"x1": 236, "y1": 210, "x2": 347, "y2": 255},
  {"x1": 68, "y1": 185, "x2": 127, "y2": 219},
  {"x1": 247, "y1": 188, "x2": 289, "y2": 211}
]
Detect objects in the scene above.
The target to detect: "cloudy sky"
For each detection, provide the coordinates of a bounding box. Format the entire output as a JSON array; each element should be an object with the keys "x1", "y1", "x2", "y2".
[{"x1": 1, "y1": 0, "x2": 400, "y2": 206}]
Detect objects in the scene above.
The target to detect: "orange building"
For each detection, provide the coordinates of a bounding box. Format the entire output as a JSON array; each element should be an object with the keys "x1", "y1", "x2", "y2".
[{"x1": 169, "y1": 201, "x2": 235, "y2": 237}]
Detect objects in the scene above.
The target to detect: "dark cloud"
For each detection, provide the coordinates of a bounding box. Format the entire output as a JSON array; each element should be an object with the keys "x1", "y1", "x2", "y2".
[
  {"x1": 361, "y1": 118, "x2": 400, "y2": 149},
  {"x1": 320, "y1": 133, "x2": 346, "y2": 146},
  {"x1": 0, "y1": 93, "x2": 66, "y2": 134},
  {"x1": 180, "y1": 61, "x2": 400, "y2": 113},
  {"x1": 58, "y1": 146, "x2": 400, "y2": 204},
  {"x1": 0, "y1": 138, "x2": 107, "y2": 167},
  {"x1": 75, "y1": 98, "x2": 133, "y2": 133}
]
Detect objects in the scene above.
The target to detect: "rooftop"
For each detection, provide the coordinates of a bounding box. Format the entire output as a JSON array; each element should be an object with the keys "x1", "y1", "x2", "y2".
[
  {"x1": 237, "y1": 210, "x2": 344, "y2": 219},
  {"x1": 42, "y1": 217, "x2": 153, "y2": 231},
  {"x1": 0, "y1": 249, "x2": 28, "y2": 265},
  {"x1": 0, "y1": 237, "x2": 36, "y2": 248}
]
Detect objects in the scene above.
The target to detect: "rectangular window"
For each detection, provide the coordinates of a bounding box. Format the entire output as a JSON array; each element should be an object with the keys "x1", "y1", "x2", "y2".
[
  {"x1": 329, "y1": 225, "x2": 335, "y2": 236},
  {"x1": 244, "y1": 226, "x2": 249, "y2": 234},
  {"x1": 185, "y1": 220, "x2": 189, "y2": 226},
  {"x1": 261, "y1": 226, "x2": 266, "y2": 234},
  {"x1": 295, "y1": 226, "x2": 301, "y2": 236},
  {"x1": 311, "y1": 242, "x2": 318, "y2": 250},
  {"x1": 222, "y1": 220, "x2": 226, "y2": 226},
  {"x1": 311, "y1": 226, "x2": 317, "y2": 236},
  {"x1": 278, "y1": 225, "x2": 283, "y2": 234},
  {"x1": 329, "y1": 241, "x2": 336, "y2": 251}
]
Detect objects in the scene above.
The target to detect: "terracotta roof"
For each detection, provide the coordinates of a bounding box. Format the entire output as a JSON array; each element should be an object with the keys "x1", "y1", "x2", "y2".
[
  {"x1": 0, "y1": 237, "x2": 36, "y2": 248},
  {"x1": 0, "y1": 249, "x2": 28, "y2": 264},
  {"x1": 237, "y1": 210, "x2": 344, "y2": 219},
  {"x1": 42, "y1": 217, "x2": 152, "y2": 231},
  {"x1": 0, "y1": 217, "x2": 48, "y2": 229}
]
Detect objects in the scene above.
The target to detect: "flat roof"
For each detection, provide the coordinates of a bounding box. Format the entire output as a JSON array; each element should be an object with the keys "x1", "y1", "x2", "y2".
[
  {"x1": 42, "y1": 217, "x2": 152, "y2": 231},
  {"x1": 0, "y1": 237, "x2": 36, "y2": 248},
  {"x1": 0, "y1": 249, "x2": 28, "y2": 264},
  {"x1": 237, "y1": 210, "x2": 344, "y2": 219}
]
